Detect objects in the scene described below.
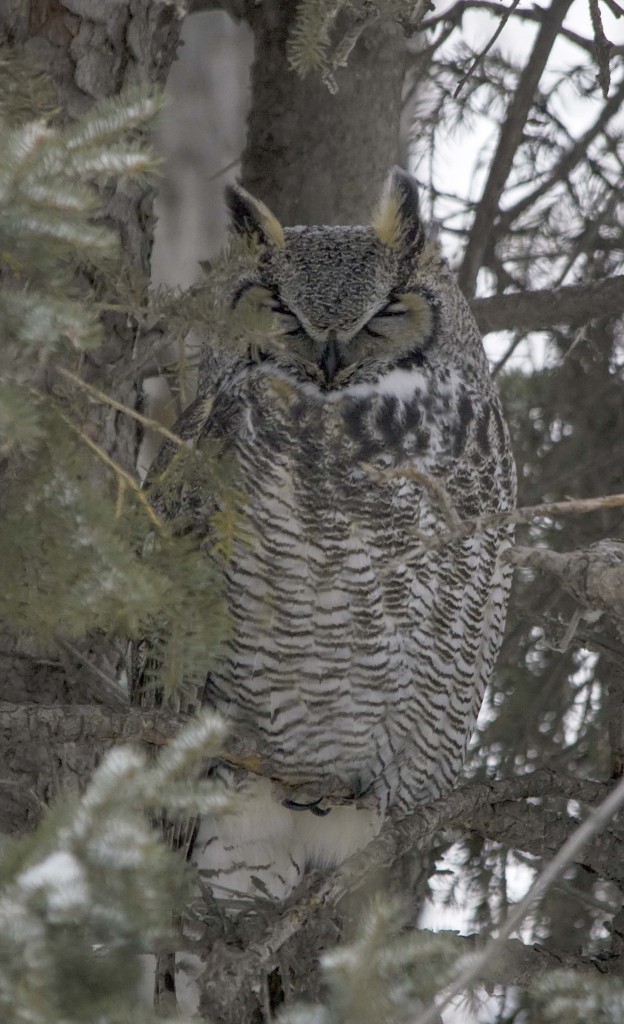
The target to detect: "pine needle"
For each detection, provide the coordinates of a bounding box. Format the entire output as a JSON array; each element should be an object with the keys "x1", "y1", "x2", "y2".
[
  {"x1": 57, "y1": 408, "x2": 164, "y2": 531},
  {"x1": 58, "y1": 367, "x2": 184, "y2": 447}
]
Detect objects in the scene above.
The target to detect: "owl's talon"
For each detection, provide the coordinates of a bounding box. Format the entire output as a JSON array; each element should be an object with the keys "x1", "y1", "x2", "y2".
[{"x1": 282, "y1": 797, "x2": 332, "y2": 816}]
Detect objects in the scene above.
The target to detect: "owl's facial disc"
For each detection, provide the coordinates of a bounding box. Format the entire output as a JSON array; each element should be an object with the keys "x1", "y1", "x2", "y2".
[
  {"x1": 283, "y1": 289, "x2": 436, "y2": 385},
  {"x1": 232, "y1": 284, "x2": 436, "y2": 387}
]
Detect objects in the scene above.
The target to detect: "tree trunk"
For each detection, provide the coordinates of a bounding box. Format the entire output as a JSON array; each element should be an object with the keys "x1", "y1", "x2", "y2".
[
  {"x1": 1, "y1": 0, "x2": 183, "y2": 466},
  {"x1": 241, "y1": 0, "x2": 407, "y2": 224}
]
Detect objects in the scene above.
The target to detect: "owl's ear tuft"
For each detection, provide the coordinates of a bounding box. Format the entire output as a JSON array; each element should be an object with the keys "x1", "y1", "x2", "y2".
[
  {"x1": 372, "y1": 167, "x2": 424, "y2": 257},
  {"x1": 226, "y1": 184, "x2": 285, "y2": 250}
]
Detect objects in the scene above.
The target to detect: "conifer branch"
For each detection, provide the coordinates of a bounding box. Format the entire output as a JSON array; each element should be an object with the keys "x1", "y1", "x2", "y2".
[
  {"x1": 453, "y1": 0, "x2": 522, "y2": 97},
  {"x1": 190, "y1": 769, "x2": 615, "y2": 1019},
  {"x1": 56, "y1": 408, "x2": 164, "y2": 530},
  {"x1": 413, "y1": 774, "x2": 624, "y2": 1024},
  {"x1": 57, "y1": 367, "x2": 184, "y2": 448},
  {"x1": 422, "y1": 491, "x2": 624, "y2": 549},
  {"x1": 493, "y1": 78, "x2": 624, "y2": 234},
  {"x1": 369, "y1": 473, "x2": 624, "y2": 559},
  {"x1": 0, "y1": 710, "x2": 224, "y2": 1024},
  {"x1": 458, "y1": 0, "x2": 574, "y2": 296}
]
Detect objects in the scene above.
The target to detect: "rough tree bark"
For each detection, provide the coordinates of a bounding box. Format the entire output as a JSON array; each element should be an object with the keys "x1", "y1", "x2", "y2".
[
  {"x1": 0, "y1": 2, "x2": 185, "y2": 721},
  {"x1": 240, "y1": 1, "x2": 407, "y2": 224}
]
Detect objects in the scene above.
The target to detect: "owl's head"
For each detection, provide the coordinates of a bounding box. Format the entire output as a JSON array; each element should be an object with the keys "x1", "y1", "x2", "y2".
[{"x1": 225, "y1": 168, "x2": 485, "y2": 389}]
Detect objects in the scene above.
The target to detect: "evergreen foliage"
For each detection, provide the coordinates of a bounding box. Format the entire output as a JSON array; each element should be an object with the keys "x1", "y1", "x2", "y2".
[
  {"x1": 0, "y1": 84, "x2": 158, "y2": 384},
  {"x1": 280, "y1": 898, "x2": 464, "y2": 1024},
  {"x1": 0, "y1": 712, "x2": 227, "y2": 1024},
  {"x1": 530, "y1": 971, "x2": 624, "y2": 1023},
  {"x1": 0, "y1": 62, "x2": 158, "y2": 463},
  {"x1": 0, "y1": 55, "x2": 235, "y2": 698}
]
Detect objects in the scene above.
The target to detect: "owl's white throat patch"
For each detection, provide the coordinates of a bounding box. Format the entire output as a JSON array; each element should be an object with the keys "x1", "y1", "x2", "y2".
[{"x1": 326, "y1": 366, "x2": 429, "y2": 403}]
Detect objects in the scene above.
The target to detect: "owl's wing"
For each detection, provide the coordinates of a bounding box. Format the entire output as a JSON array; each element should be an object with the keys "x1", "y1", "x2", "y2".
[{"x1": 184, "y1": 365, "x2": 517, "y2": 812}]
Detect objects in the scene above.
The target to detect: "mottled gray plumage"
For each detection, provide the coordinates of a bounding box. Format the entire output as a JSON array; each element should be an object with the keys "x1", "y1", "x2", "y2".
[{"x1": 147, "y1": 168, "x2": 516, "y2": 910}]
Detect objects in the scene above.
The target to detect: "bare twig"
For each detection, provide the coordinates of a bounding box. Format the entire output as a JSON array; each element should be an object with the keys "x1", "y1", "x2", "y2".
[
  {"x1": 363, "y1": 464, "x2": 462, "y2": 530},
  {"x1": 490, "y1": 331, "x2": 524, "y2": 377},
  {"x1": 453, "y1": 0, "x2": 522, "y2": 97},
  {"x1": 421, "y1": 491, "x2": 624, "y2": 550},
  {"x1": 57, "y1": 638, "x2": 130, "y2": 711},
  {"x1": 458, "y1": 0, "x2": 574, "y2": 296},
  {"x1": 57, "y1": 408, "x2": 164, "y2": 530},
  {"x1": 207, "y1": 156, "x2": 242, "y2": 182},
  {"x1": 412, "y1": 774, "x2": 624, "y2": 1024},
  {"x1": 331, "y1": 12, "x2": 378, "y2": 71},
  {"x1": 58, "y1": 367, "x2": 184, "y2": 447}
]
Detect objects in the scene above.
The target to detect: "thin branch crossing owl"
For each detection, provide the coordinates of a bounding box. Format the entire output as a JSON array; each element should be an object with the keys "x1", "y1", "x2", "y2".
[{"x1": 146, "y1": 168, "x2": 516, "y2": 908}]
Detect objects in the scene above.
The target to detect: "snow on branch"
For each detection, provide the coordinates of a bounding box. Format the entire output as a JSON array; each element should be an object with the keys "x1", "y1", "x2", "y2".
[{"x1": 0, "y1": 710, "x2": 227, "y2": 1024}]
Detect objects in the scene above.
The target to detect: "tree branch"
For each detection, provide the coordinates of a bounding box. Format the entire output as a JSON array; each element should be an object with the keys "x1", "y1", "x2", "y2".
[
  {"x1": 471, "y1": 275, "x2": 624, "y2": 335},
  {"x1": 190, "y1": 769, "x2": 616, "y2": 1021},
  {"x1": 496, "y1": 75, "x2": 624, "y2": 233},
  {"x1": 414, "y1": 773, "x2": 624, "y2": 1024},
  {"x1": 508, "y1": 541, "x2": 624, "y2": 638},
  {"x1": 192, "y1": 920, "x2": 624, "y2": 1024},
  {"x1": 458, "y1": 0, "x2": 574, "y2": 296},
  {"x1": 453, "y1": 0, "x2": 522, "y2": 98},
  {"x1": 465, "y1": 802, "x2": 624, "y2": 887},
  {"x1": 396, "y1": 492, "x2": 624, "y2": 560},
  {"x1": 423, "y1": 1, "x2": 624, "y2": 57}
]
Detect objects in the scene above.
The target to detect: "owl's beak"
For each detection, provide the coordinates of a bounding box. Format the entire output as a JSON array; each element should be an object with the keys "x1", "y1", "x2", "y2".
[{"x1": 319, "y1": 335, "x2": 343, "y2": 384}]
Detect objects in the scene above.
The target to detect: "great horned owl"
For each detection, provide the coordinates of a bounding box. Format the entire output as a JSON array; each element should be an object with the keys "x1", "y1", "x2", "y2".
[{"x1": 146, "y1": 168, "x2": 516, "y2": 909}]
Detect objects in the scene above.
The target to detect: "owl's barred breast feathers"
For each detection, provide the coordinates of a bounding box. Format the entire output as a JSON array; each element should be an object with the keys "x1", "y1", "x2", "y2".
[{"x1": 146, "y1": 168, "x2": 516, "y2": 905}]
